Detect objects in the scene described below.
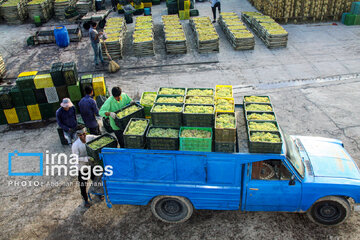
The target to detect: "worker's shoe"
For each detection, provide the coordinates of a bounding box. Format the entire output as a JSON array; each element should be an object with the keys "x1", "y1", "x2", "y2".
[
  {"x1": 84, "y1": 201, "x2": 91, "y2": 208},
  {"x1": 212, "y1": 20, "x2": 216, "y2": 23}
]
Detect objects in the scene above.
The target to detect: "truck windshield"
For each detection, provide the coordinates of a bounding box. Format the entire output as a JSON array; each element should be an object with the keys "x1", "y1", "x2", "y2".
[{"x1": 283, "y1": 131, "x2": 305, "y2": 178}]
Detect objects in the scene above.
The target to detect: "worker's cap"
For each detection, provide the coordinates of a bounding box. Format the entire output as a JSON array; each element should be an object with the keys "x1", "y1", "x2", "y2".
[
  {"x1": 60, "y1": 98, "x2": 74, "y2": 108},
  {"x1": 76, "y1": 127, "x2": 87, "y2": 136}
]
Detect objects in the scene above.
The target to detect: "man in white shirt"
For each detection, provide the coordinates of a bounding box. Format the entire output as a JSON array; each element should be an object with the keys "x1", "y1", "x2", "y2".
[
  {"x1": 72, "y1": 125, "x2": 98, "y2": 207},
  {"x1": 210, "y1": 0, "x2": 221, "y2": 23}
]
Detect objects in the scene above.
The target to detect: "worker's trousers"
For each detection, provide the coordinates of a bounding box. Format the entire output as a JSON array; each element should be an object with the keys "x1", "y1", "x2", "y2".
[
  {"x1": 114, "y1": 129, "x2": 124, "y2": 148},
  {"x1": 78, "y1": 167, "x2": 95, "y2": 202},
  {"x1": 91, "y1": 42, "x2": 104, "y2": 65},
  {"x1": 212, "y1": 2, "x2": 221, "y2": 20}
]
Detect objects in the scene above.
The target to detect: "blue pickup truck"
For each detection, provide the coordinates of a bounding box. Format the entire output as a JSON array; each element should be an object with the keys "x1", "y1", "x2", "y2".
[{"x1": 100, "y1": 108, "x2": 360, "y2": 226}]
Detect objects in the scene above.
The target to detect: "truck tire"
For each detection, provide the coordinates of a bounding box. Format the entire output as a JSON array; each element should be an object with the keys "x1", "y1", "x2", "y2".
[
  {"x1": 151, "y1": 196, "x2": 193, "y2": 223},
  {"x1": 307, "y1": 196, "x2": 351, "y2": 226}
]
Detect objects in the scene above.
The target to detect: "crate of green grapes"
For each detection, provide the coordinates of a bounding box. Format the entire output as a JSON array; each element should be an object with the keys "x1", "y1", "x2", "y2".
[
  {"x1": 157, "y1": 87, "x2": 186, "y2": 96},
  {"x1": 140, "y1": 92, "x2": 157, "y2": 117},
  {"x1": 179, "y1": 127, "x2": 213, "y2": 152},
  {"x1": 247, "y1": 130, "x2": 282, "y2": 153},
  {"x1": 86, "y1": 133, "x2": 118, "y2": 162},
  {"x1": 183, "y1": 104, "x2": 214, "y2": 127},
  {"x1": 244, "y1": 103, "x2": 273, "y2": 112},
  {"x1": 155, "y1": 95, "x2": 185, "y2": 104},
  {"x1": 246, "y1": 112, "x2": 276, "y2": 122},
  {"x1": 215, "y1": 85, "x2": 233, "y2": 98},
  {"x1": 186, "y1": 88, "x2": 214, "y2": 97},
  {"x1": 146, "y1": 126, "x2": 179, "y2": 150},
  {"x1": 123, "y1": 118, "x2": 150, "y2": 149},
  {"x1": 185, "y1": 96, "x2": 214, "y2": 105},
  {"x1": 114, "y1": 102, "x2": 145, "y2": 130},
  {"x1": 150, "y1": 103, "x2": 184, "y2": 127},
  {"x1": 243, "y1": 96, "x2": 271, "y2": 104},
  {"x1": 246, "y1": 121, "x2": 279, "y2": 133},
  {"x1": 215, "y1": 112, "x2": 237, "y2": 142}
]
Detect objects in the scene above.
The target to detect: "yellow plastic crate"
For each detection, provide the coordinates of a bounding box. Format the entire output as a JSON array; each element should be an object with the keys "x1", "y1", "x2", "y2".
[
  {"x1": 143, "y1": 2, "x2": 152, "y2": 8},
  {"x1": 215, "y1": 97, "x2": 235, "y2": 113},
  {"x1": 184, "y1": 0, "x2": 190, "y2": 10},
  {"x1": 4, "y1": 108, "x2": 19, "y2": 124},
  {"x1": 179, "y1": 10, "x2": 190, "y2": 20},
  {"x1": 18, "y1": 71, "x2": 38, "y2": 78},
  {"x1": 92, "y1": 77, "x2": 106, "y2": 97},
  {"x1": 27, "y1": 104, "x2": 42, "y2": 121},
  {"x1": 215, "y1": 85, "x2": 233, "y2": 98},
  {"x1": 34, "y1": 74, "x2": 54, "y2": 89},
  {"x1": 134, "y1": 2, "x2": 144, "y2": 9}
]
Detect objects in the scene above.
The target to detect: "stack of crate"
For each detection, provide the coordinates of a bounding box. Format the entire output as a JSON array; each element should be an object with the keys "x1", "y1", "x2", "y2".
[
  {"x1": 342, "y1": 2, "x2": 360, "y2": 25},
  {"x1": 0, "y1": 0, "x2": 28, "y2": 24},
  {"x1": 27, "y1": 0, "x2": 53, "y2": 23},
  {"x1": 190, "y1": 17, "x2": 219, "y2": 53},
  {"x1": 178, "y1": 0, "x2": 190, "y2": 20},
  {"x1": 162, "y1": 15, "x2": 187, "y2": 54},
  {"x1": 101, "y1": 17, "x2": 127, "y2": 60}
]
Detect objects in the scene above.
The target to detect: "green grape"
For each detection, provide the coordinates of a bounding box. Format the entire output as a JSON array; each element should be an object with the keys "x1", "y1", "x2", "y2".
[
  {"x1": 216, "y1": 87, "x2": 232, "y2": 97},
  {"x1": 87, "y1": 136, "x2": 114, "y2": 150},
  {"x1": 141, "y1": 93, "x2": 157, "y2": 106},
  {"x1": 248, "y1": 122, "x2": 278, "y2": 131},
  {"x1": 184, "y1": 105, "x2": 214, "y2": 114},
  {"x1": 158, "y1": 88, "x2": 185, "y2": 95},
  {"x1": 125, "y1": 120, "x2": 148, "y2": 135},
  {"x1": 152, "y1": 105, "x2": 183, "y2": 112},
  {"x1": 247, "y1": 113, "x2": 275, "y2": 120},
  {"x1": 246, "y1": 104, "x2": 272, "y2": 112},
  {"x1": 117, "y1": 105, "x2": 141, "y2": 119},
  {"x1": 185, "y1": 96, "x2": 214, "y2": 104},
  {"x1": 250, "y1": 132, "x2": 281, "y2": 143},
  {"x1": 156, "y1": 96, "x2": 184, "y2": 103},
  {"x1": 181, "y1": 129, "x2": 211, "y2": 138},
  {"x1": 148, "y1": 128, "x2": 179, "y2": 138},
  {"x1": 215, "y1": 98, "x2": 234, "y2": 111},
  {"x1": 244, "y1": 96, "x2": 270, "y2": 103},
  {"x1": 216, "y1": 114, "x2": 236, "y2": 128},
  {"x1": 187, "y1": 89, "x2": 214, "y2": 96}
]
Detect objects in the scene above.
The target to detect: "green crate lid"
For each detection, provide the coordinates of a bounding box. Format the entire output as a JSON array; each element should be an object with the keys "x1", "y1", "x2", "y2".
[
  {"x1": 16, "y1": 106, "x2": 30, "y2": 123},
  {"x1": 81, "y1": 74, "x2": 93, "y2": 80}
]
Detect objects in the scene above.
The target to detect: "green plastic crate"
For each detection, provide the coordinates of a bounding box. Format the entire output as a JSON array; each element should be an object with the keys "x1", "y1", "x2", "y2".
[
  {"x1": 183, "y1": 104, "x2": 214, "y2": 127},
  {"x1": 345, "y1": 14, "x2": 356, "y2": 25},
  {"x1": 39, "y1": 103, "x2": 54, "y2": 119},
  {"x1": 33, "y1": 88, "x2": 48, "y2": 104},
  {"x1": 247, "y1": 130, "x2": 283, "y2": 154},
  {"x1": 52, "y1": 102, "x2": 60, "y2": 116},
  {"x1": 123, "y1": 118, "x2": 150, "y2": 149},
  {"x1": 146, "y1": 126, "x2": 179, "y2": 150},
  {"x1": 150, "y1": 103, "x2": 183, "y2": 127},
  {"x1": 114, "y1": 102, "x2": 145, "y2": 130},
  {"x1": 215, "y1": 112, "x2": 237, "y2": 142},
  {"x1": 10, "y1": 86, "x2": 25, "y2": 107},
  {"x1": 157, "y1": 87, "x2": 186, "y2": 96},
  {"x1": 0, "y1": 87, "x2": 13, "y2": 109},
  {"x1": 21, "y1": 88, "x2": 37, "y2": 105},
  {"x1": 215, "y1": 141, "x2": 236, "y2": 153},
  {"x1": 190, "y1": 9, "x2": 199, "y2": 17},
  {"x1": 355, "y1": 15, "x2": 360, "y2": 25},
  {"x1": 0, "y1": 109, "x2": 7, "y2": 125},
  {"x1": 80, "y1": 76, "x2": 93, "y2": 97},
  {"x1": 68, "y1": 82, "x2": 82, "y2": 102},
  {"x1": 86, "y1": 133, "x2": 118, "y2": 162},
  {"x1": 50, "y1": 63, "x2": 65, "y2": 87},
  {"x1": 62, "y1": 62, "x2": 78, "y2": 86},
  {"x1": 179, "y1": 127, "x2": 212, "y2": 152},
  {"x1": 16, "y1": 75, "x2": 35, "y2": 90},
  {"x1": 56, "y1": 85, "x2": 69, "y2": 102},
  {"x1": 16, "y1": 106, "x2": 30, "y2": 122},
  {"x1": 140, "y1": 91, "x2": 157, "y2": 117}
]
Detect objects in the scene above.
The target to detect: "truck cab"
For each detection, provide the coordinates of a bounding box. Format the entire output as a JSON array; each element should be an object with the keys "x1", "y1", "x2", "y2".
[{"x1": 100, "y1": 110, "x2": 360, "y2": 226}]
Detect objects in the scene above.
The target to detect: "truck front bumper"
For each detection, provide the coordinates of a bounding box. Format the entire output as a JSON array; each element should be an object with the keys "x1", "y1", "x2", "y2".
[{"x1": 355, "y1": 204, "x2": 360, "y2": 212}]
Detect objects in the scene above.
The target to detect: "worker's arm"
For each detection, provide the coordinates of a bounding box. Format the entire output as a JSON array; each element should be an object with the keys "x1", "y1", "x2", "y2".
[
  {"x1": 92, "y1": 98, "x2": 100, "y2": 116},
  {"x1": 99, "y1": 98, "x2": 112, "y2": 117},
  {"x1": 56, "y1": 110, "x2": 69, "y2": 131},
  {"x1": 71, "y1": 141, "x2": 88, "y2": 162}
]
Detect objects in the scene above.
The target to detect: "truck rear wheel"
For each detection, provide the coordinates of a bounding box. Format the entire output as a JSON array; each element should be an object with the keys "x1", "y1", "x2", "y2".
[
  {"x1": 307, "y1": 196, "x2": 351, "y2": 226},
  {"x1": 151, "y1": 196, "x2": 193, "y2": 223}
]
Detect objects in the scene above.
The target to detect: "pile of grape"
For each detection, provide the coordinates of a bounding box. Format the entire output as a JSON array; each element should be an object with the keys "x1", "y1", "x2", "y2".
[
  {"x1": 250, "y1": 132, "x2": 281, "y2": 143},
  {"x1": 156, "y1": 96, "x2": 184, "y2": 103},
  {"x1": 215, "y1": 98, "x2": 234, "y2": 112},
  {"x1": 244, "y1": 96, "x2": 270, "y2": 103},
  {"x1": 141, "y1": 93, "x2": 157, "y2": 106},
  {"x1": 185, "y1": 96, "x2": 214, "y2": 104},
  {"x1": 148, "y1": 128, "x2": 179, "y2": 138},
  {"x1": 184, "y1": 105, "x2": 214, "y2": 114},
  {"x1": 117, "y1": 105, "x2": 141, "y2": 119},
  {"x1": 158, "y1": 88, "x2": 185, "y2": 95},
  {"x1": 248, "y1": 122, "x2": 278, "y2": 131},
  {"x1": 152, "y1": 105, "x2": 183, "y2": 112},
  {"x1": 246, "y1": 104, "x2": 272, "y2": 112},
  {"x1": 87, "y1": 136, "x2": 114, "y2": 150},
  {"x1": 247, "y1": 113, "x2": 275, "y2": 121},
  {"x1": 216, "y1": 114, "x2": 236, "y2": 128},
  {"x1": 181, "y1": 129, "x2": 211, "y2": 138},
  {"x1": 125, "y1": 120, "x2": 148, "y2": 135},
  {"x1": 187, "y1": 89, "x2": 214, "y2": 96},
  {"x1": 216, "y1": 87, "x2": 232, "y2": 97}
]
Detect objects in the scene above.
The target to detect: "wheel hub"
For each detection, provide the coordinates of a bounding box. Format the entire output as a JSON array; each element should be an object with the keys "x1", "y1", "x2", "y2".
[
  {"x1": 320, "y1": 206, "x2": 337, "y2": 218},
  {"x1": 163, "y1": 200, "x2": 181, "y2": 215}
]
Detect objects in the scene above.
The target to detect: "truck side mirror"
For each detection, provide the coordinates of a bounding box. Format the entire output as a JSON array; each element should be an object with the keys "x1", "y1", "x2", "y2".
[{"x1": 289, "y1": 175, "x2": 296, "y2": 186}]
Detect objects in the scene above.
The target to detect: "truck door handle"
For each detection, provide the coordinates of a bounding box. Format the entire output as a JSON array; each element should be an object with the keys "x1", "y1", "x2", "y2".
[{"x1": 249, "y1": 188, "x2": 259, "y2": 191}]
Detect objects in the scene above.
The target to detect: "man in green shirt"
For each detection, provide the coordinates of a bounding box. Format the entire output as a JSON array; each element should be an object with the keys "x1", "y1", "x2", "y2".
[{"x1": 99, "y1": 87, "x2": 132, "y2": 147}]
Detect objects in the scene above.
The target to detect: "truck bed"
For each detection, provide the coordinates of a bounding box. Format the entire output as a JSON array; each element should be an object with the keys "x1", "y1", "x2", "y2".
[{"x1": 235, "y1": 104, "x2": 249, "y2": 153}]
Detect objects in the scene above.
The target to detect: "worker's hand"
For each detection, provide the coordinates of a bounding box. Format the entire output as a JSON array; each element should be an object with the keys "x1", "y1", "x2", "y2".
[
  {"x1": 105, "y1": 112, "x2": 110, "y2": 117},
  {"x1": 110, "y1": 112, "x2": 117, "y2": 119}
]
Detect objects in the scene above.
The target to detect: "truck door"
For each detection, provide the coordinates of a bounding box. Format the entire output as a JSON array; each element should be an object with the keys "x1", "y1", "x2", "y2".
[{"x1": 245, "y1": 159, "x2": 301, "y2": 212}]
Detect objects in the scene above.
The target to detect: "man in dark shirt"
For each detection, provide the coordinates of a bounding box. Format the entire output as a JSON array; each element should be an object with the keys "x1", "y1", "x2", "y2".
[
  {"x1": 79, "y1": 86, "x2": 101, "y2": 135},
  {"x1": 56, "y1": 98, "x2": 77, "y2": 145},
  {"x1": 89, "y1": 21, "x2": 104, "y2": 67}
]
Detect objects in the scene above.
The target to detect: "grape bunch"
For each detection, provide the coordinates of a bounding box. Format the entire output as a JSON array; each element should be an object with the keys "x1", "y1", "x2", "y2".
[
  {"x1": 250, "y1": 132, "x2": 281, "y2": 143},
  {"x1": 216, "y1": 114, "x2": 236, "y2": 128},
  {"x1": 216, "y1": 87, "x2": 232, "y2": 97},
  {"x1": 148, "y1": 128, "x2": 179, "y2": 138},
  {"x1": 125, "y1": 120, "x2": 148, "y2": 135},
  {"x1": 248, "y1": 122, "x2": 278, "y2": 131},
  {"x1": 187, "y1": 89, "x2": 214, "y2": 96},
  {"x1": 141, "y1": 93, "x2": 157, "y2": 106},
  {"x1": 158, "y1": 88, "x2": 185, "y2": 95},
  {"x1": 156, "y1": 96, "x2": 184, "y2": 103},
  {"x1": 181, "y1": 129, "x2": 211, "y2": 138},
  {"x1": 87, "y1": 137, "x2": 114, "y2": 150},
  {"x1": 246, "y1": 104, "x2": 272, "y2": 112},
  {"x1": 117, "y1": 105, "x2": 141, "y2": 119},
  {"x1": 184, "y1": 105, "x2": 214, "y2": 114},
  {"x1": 244, "y1": 96, "x2": 270, "y2": 103},
  {"x1": 186, "y1": 96, "x2": 214, "y2": 104},
  {"x1": 215, "y1": 98, "x2": 234, "y2": 112},
  {"x1": 152, "y1": 105, "x2": 183, "y2": 112},
  {"x1": 247, "y1": 113, "x2": 275, "y2": 121}
]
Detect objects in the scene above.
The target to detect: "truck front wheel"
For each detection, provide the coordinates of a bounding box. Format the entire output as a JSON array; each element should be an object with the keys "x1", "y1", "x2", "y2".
[
  {"x1": 307, "y1": 196, "x2": 351, "y2": 226},
  {"x1": 151, "y1": 196, "x2": 193, "y2": 223}
]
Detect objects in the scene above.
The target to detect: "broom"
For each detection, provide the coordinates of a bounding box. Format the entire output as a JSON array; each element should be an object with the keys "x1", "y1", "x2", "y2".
[{"x1": 101, "y1": 40, "x2": 120, "y2": 73}]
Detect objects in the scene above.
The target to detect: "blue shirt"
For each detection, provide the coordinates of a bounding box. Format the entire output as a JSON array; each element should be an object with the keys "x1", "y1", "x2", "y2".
[
  {"x1": 211, "y1": 0, "x2": 220, "y2": 7},
  {"x1": 56, "y1": 106, "x2": 77, "y2": 132},
  {"x1": 79, "y1": 95, "x2": 99, "y2": 128}
]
